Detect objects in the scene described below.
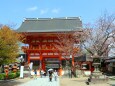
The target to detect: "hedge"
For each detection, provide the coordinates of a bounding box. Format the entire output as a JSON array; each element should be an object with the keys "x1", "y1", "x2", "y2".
[
  {"x1": 8, "y1": 73, "x2": 16, "y2": 79},
  {"x1": 0, "y1": 72, "x2": 20, "y2": 80},
  {"x1": 0, "y1": 73, "x2": 5, "y2": 80}
]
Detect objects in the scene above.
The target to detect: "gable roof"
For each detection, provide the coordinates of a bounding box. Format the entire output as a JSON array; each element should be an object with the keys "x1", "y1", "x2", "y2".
[{"x1": 17, "y1": 17, "x2": 82, "y2": 32}]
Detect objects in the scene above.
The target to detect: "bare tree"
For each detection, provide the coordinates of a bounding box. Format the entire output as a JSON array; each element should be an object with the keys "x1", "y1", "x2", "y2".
[
  {"x1": 0, "y1": 24, "x2": 3, "y2": 28},
  {"x1": 108, "y1": 42, "x2": 115, "y2": 57},
  {"x1": 82, "y1": 13, "x2": 115, "y2": 57}
]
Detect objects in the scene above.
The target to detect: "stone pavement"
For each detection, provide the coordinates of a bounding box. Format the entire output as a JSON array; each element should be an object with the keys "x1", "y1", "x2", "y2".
[
  {"x1": 18, "y1": 77, "x2": 60, "y2": 86},
  {"x1": 0, "y1": 75, "x2": 114, "y2": 86}
]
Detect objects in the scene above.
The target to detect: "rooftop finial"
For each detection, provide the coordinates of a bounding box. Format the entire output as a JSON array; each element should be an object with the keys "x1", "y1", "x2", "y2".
[{"x1": 23, "y1": 17, "x2": 26, "y2": 22}]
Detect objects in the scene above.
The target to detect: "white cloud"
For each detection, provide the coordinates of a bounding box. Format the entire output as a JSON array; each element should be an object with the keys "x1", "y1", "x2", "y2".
[
  {"x1": 52, "y1": 8, "x2": 60, "y2": 14},
  {"x1": 40, "y1": 9, "x2": 49, "y2": 15},
  {"x1": 39, "y1": 8, "x2": 60, "y2": 15},
  {"x1": 27, "y1": 6, "x2": 38, "y2": 12}
]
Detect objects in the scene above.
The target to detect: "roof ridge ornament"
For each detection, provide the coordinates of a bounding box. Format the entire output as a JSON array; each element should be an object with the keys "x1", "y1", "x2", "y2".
[{"x1": 23, "y1": 17, "x2": 26, "y2": 22}]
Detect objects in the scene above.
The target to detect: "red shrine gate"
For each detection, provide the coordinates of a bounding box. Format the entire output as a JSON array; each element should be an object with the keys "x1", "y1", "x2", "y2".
[
  {"x1": 17, "y1": 17, "x2": 82, "y2": 75},
  {"x1": 22, "y1": 33, "x2": 71, "y2": 75}
]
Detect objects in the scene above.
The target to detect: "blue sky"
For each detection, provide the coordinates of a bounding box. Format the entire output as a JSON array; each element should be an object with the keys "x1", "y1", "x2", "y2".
[{"x1": 0, "y1": 0, "x2": 115, "y2": 29}]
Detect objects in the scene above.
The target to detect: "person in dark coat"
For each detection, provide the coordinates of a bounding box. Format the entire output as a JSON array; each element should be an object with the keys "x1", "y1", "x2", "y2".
[{"x1": 49, "y1": 71, "x2": 53, "y2": 82}]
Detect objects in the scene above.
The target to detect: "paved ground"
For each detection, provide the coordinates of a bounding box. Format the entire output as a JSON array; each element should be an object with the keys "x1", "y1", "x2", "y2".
[
  {"x1": 0, "y1": 76, "x2": 115, "y2": 86},
  {"x1": 18, "y1": 77, "x2": 60, "y2": 86},
  {"x1": 0, "y1": 78, "x2": 31, "y2": 86},
  {"x1": 60, "y1": 77, "x2": 110, "y2": 86}
]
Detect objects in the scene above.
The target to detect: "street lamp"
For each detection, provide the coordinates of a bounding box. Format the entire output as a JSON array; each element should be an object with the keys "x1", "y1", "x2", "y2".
[{"x1": 20, "y1": 55, "x2": 24, "y2": 65}]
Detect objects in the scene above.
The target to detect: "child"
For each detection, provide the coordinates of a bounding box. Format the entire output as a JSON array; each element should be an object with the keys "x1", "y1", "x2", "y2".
[{"x1": 34, "y1": 69, "x2": 37, "y2": 79}]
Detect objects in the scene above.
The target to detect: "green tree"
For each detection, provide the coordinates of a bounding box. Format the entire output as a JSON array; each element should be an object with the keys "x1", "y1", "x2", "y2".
[{"x1": 0, "y1": 26, "x2": 22, "y2": 65}]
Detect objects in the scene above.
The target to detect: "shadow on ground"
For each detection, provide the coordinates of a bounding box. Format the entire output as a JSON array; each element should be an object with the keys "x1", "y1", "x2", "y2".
[{"x1": 0, "y1": 78, "x2": 31, "y2": 86}]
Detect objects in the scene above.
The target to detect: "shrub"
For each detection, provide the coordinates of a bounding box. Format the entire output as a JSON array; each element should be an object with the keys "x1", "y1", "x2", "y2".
[
  {"x1": 0, "y1": 73, "x2": 5, "y2": 80},
  {"x1": 16, "y1": 72, "x2": 20, "y2": 77},
  {"x1": 8, "y1": 73, "x2": 16, "y2": 79},
  {"x1": 0, "y1": 72, "x2": 20, "y2": 80}
]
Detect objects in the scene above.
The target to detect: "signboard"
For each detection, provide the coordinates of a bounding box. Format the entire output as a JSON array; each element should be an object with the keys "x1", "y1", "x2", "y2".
[{"x1": 46, "y1": 64, "x2": 59, "y2": 68}]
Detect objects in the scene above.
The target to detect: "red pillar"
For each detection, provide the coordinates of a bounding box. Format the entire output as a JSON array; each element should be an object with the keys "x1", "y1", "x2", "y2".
[
  {"x1": 59, "y1": 53, "x2": 62, "y2": 76},
  {"x1": 42, "y1": 59, "x2": 45, "y2": 71},
  {"x1": 28, "y1": 53, "x2": 30, "y2": 63},
  {"x1": 72, "y1": 55, "x2": 74, "y2": 67},
  {"x1": 40, "y1": 53, "x2": 42, "y2": 69}
]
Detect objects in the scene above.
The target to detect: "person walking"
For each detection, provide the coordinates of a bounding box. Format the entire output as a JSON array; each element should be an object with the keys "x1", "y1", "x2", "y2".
[
  {"x1": 49, "y1": 71, "x2": 53, "y2": 82},
  {"x1": 44, "y1": 70, "x2": 46, "y2": 77},
  {"x1": 68, "y1": 69, "x2": 71, "y2": 78},
  {"x1": 34, "y1": 69, "x2": 37, "y2": 79},
  {"x1": 40, "y1": 69, "x2": 44, "y2": 78},
  {"x1": 53, "y1": 70, "x2": 58, "y2": 81},
  {"x1": 71, "y1": 69, "x2": 74, "y2": 78}
]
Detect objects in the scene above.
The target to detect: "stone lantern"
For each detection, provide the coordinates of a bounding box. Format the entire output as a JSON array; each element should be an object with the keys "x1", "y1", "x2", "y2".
[
  {"x1": 92, "y1": 53, "x2": 101, "y2": 72},
  {"x1": 12, "y1": 64, "x2": 18, "y2": 73},
  {"x1": 91, "y1": 53, "x2": 102, "y2": 78},
  {"x1": 4, "y1": 65, "x2": 9, "y2": 79}
]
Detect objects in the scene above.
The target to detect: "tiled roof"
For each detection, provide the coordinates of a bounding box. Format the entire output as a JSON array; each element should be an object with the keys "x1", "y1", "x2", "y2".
[{"x1": 17, "y1": 17, "x2": 82, "y2": 32}]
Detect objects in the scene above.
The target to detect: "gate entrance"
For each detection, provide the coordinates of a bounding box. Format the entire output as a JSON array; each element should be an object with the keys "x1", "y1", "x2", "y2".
[{"x1": 44, "y1": 58, "x2": 60, "y2": 71}]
